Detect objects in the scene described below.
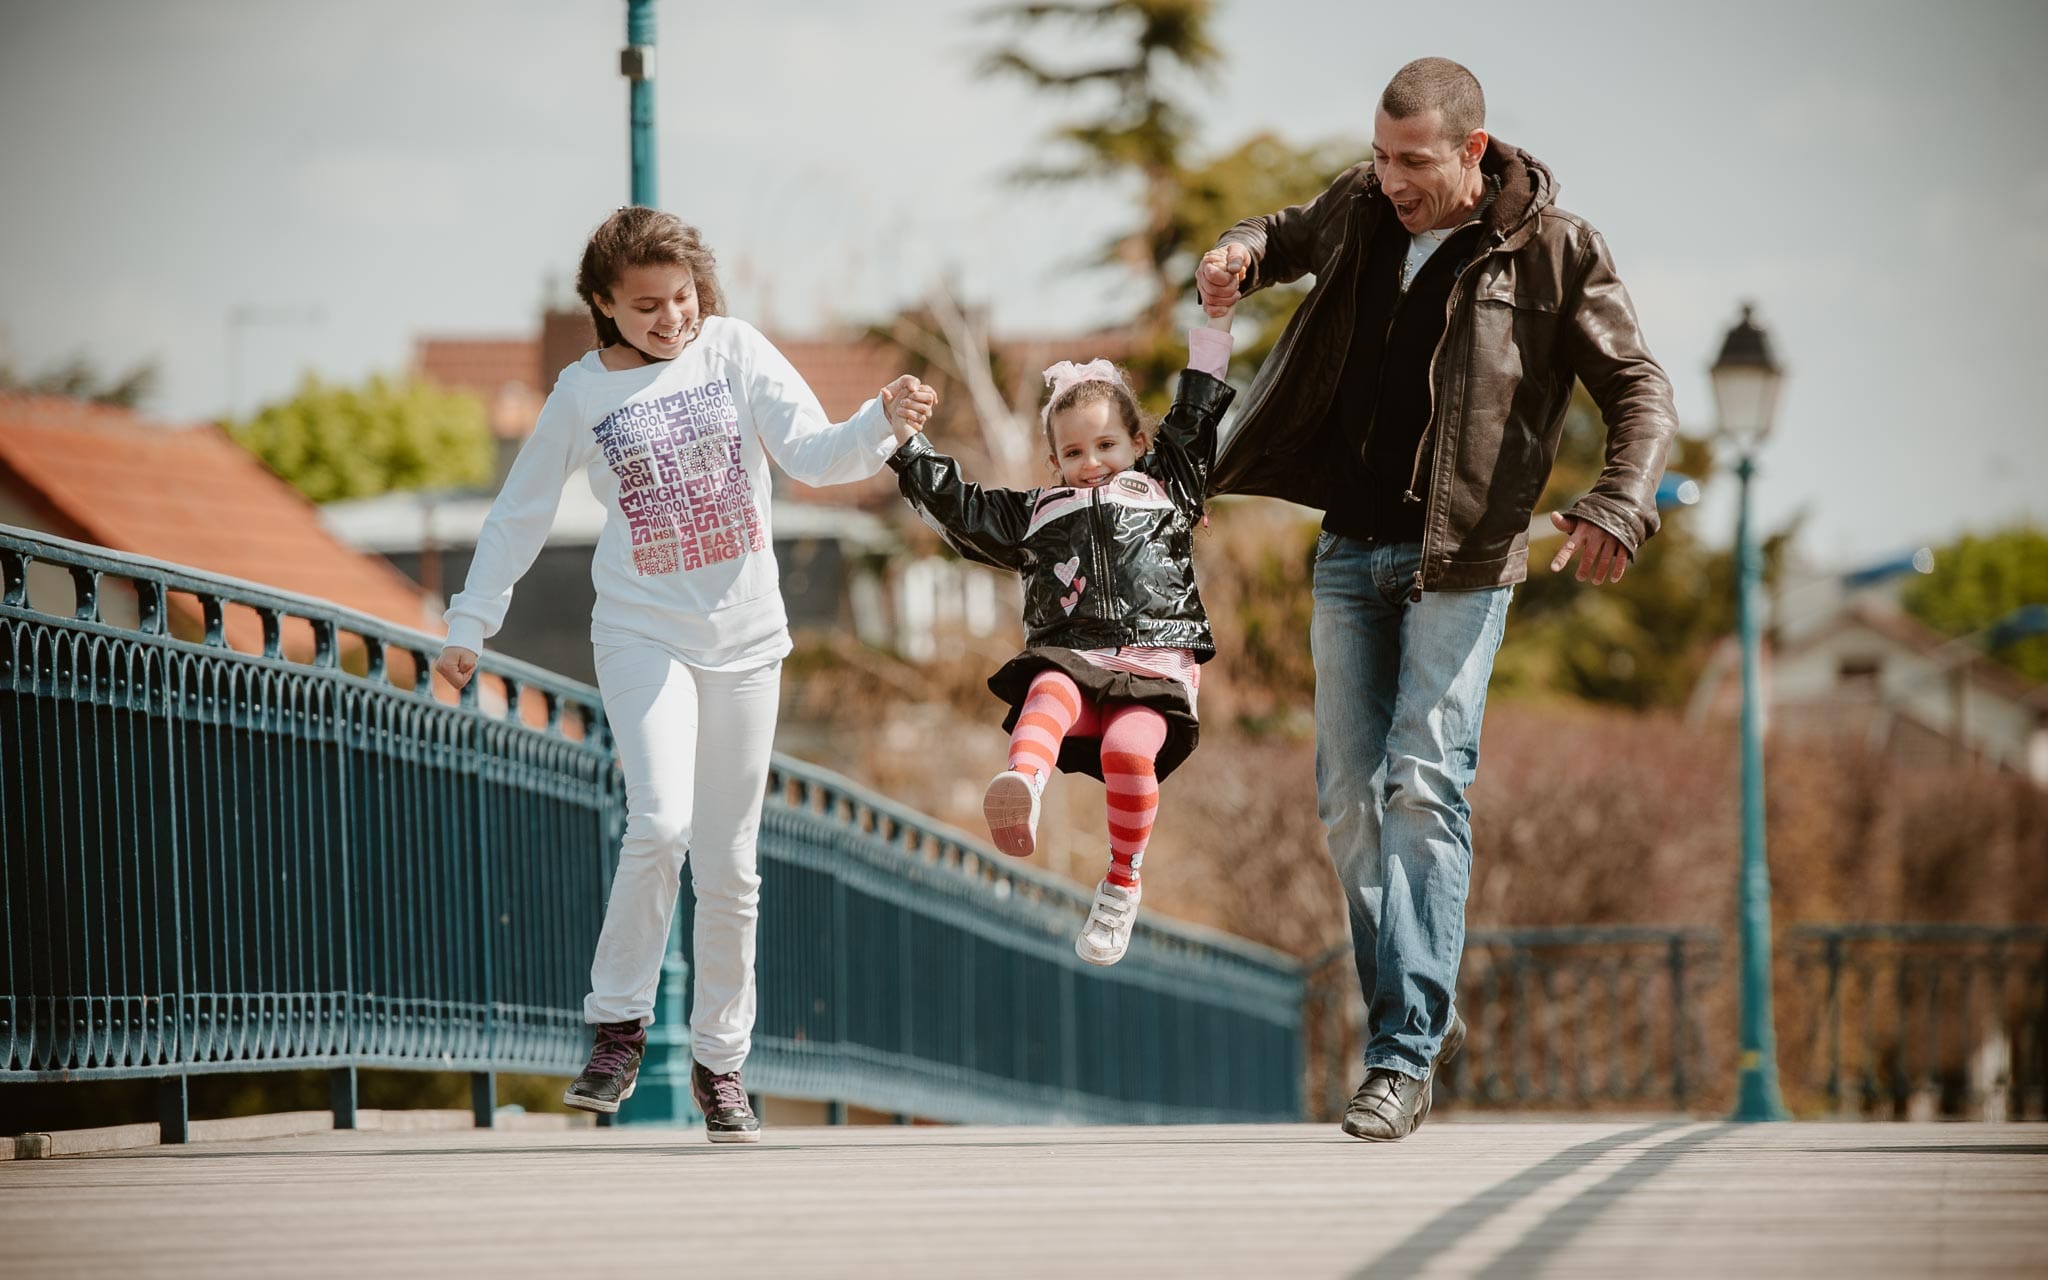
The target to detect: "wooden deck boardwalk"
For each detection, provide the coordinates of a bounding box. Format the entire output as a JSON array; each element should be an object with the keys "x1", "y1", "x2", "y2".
[{"x1": 5, "y1": 1119, "x2": 2045, "y2": 1277}]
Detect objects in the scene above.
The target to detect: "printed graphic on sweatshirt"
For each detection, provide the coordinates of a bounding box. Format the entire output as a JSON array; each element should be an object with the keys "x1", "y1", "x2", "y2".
[{"x1": 594, "y1": 378, "x2": 765, "y2": 577}]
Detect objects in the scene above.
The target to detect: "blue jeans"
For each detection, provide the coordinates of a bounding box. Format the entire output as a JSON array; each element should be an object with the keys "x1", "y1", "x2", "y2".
[{"x1": 1311, "y1": 535, "x2": 1512, "y2": 1080}]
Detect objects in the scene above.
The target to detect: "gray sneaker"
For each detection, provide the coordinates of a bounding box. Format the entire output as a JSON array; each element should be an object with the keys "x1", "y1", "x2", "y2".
[{"x1": 563, "y1": 1019, "x2": 645, "y2": 1114}]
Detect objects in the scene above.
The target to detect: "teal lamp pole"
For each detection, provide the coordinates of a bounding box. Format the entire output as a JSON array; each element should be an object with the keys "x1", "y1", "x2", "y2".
[
  {"x1": 615, "y1": 7, "x2": 678, "y2": 1128},
  {"x1": 623, "y1": 0, "x2": 657, "y2": 206},
  {"x1": 1712, "y1": 303, "x2": 1791, "y2": 1122}
]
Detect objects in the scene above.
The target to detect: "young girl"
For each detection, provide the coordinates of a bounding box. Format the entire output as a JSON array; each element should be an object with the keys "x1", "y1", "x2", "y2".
[
  {"x1": 887, "y1": 311, "x2": 1235, "y2": 966},
  {"x1": 433, "y1": 207, "x2": 935, "y2": 1141}
]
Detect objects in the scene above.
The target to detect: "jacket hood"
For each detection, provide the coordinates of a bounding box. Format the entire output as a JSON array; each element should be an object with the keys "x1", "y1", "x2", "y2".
[{"x1": 1478, "y1": 136, "x2": 1555, "y2": 244}]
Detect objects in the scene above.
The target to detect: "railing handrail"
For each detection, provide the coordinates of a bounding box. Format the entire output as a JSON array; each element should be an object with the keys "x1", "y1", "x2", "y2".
[
  {"x1": 0, "y1": 523, "x2": 598, "y2": 716},
  {"x1": 1791, "y1": 923, "x2": 2048, "y2": 945},
  {"x1": 767, "y1": 752, "x2": 1301, "y2": 979},
  {"x1": 1305, "y1": 924, "x2": 1719, "y2": 975}
]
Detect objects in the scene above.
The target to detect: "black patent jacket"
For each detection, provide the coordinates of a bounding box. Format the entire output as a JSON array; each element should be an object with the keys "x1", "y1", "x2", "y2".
[{"x1": 887, "y1": 370, "x2": 1234, "y2": 657}]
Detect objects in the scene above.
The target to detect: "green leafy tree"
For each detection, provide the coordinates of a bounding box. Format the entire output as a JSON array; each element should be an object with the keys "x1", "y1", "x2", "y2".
[
  {"x1": 982, "y1": 0, "x2": 1221, "y2": 338},
  {"x1": 981, "y1": 1, "x2": 1357, "y2": 400},
  {"x1": 228, "y1": 374, "x2": 490, "y2": 504},
  {"x1": 1490, "y1": 384, "x2": 1798, "y2": 708},
  {"x1": 1902, "y1": 526, "x2": 2048, "y2": 684},
  {"x1": 1170, "y1": 131, "x2": 1362, "y2": 379}
]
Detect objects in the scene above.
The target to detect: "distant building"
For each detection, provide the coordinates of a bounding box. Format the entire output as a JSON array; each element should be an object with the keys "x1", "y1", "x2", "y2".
[
  {"x1": 414, "y1": 310, "x2": 914, "y2": 511},
  {"x1": 357, "y1": 310, "x2": 1118, "y2": 679},
  {"x1": 1690, "y1": 582, "x2": 2048, "y2": 785},
  {"x1": 319, "y1": 477, "x2": 905, "y2": 685},
  {"x1": 0, "y1": 393, "x2": 435, "y2": 657},
  {"x1": 1772, "y1": 602, "x2": 2048, "y2": 783}
]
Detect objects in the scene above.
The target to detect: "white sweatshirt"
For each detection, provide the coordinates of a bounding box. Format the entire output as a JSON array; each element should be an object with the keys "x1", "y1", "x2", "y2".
[{"x1": 443, "y1": 316, "x2": 899, "y2": 670}]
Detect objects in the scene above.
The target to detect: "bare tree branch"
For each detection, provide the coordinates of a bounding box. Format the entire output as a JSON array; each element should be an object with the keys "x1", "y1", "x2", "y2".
[{"x1": 922, "y1": 280, "x2": 1038, "y2": 485}]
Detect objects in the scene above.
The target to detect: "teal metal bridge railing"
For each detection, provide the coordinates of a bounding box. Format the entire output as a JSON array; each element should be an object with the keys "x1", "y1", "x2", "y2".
[
  {"x1": 1789, "y1": 923, "x2": 2048, "y2": 1120},
  {"x1": 1303, "y1": 926, "x2": 1722, "y2": 1119},
  {"x1": 1, "y1": 525, "x2": 1301, "y2": 1139},
  {"x1": 1, "y1": 527, "x2": 621, "y2": 1140},
  {"x1": 674, "y1": 757, "x2": 1302, "y2": 1126}
]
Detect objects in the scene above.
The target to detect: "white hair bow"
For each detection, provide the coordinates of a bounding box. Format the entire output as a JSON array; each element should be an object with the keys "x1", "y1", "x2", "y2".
[{"x1": 1040, "y1": 358, "x2": 1126, "y2": 420}]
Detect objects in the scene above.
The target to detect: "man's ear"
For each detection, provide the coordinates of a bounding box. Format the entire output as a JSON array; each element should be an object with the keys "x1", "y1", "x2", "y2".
[{"x1": 1463, "y1": 128, "x2": 1488, "y2": 167}]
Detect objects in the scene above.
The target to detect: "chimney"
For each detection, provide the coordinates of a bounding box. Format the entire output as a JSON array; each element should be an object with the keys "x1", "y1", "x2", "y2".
[{"x1": 540, "y1": 308, "x2": 599, "y2": 386}]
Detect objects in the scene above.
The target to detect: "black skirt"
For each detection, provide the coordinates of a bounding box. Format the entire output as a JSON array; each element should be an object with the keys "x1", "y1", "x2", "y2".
[{"x1": 986, "y1": 646, "x2": 1201, "y2": 782}]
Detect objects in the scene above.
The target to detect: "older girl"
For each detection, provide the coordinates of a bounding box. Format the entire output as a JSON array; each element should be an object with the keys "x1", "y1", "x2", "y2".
[{"x1": 435, "y1": 207, "x2": 934, "y2": 1141}]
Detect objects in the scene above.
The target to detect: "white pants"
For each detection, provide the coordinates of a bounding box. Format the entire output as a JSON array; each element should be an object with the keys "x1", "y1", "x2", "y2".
[{"x1": 585, "y1": 643, "x2": 780, "y2": 1075}]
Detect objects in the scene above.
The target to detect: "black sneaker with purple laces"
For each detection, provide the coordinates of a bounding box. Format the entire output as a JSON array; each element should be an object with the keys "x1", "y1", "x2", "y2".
[
  {"x1": 563, "y1": 1019, "x2": 645, "y2": 1114},
  {"x1": 690, "y1": 1060, "x2": 761, "y2": 1144}
]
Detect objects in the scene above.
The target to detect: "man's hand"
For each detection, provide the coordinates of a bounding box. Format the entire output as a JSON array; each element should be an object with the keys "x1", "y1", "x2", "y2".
[
  {"x1": 1197, "y1": 244, "x2": 1249, "y2": 317},
  {"x1": 881, "y1": 375, "x2": 938, "y2": 443},
  {"x1": 434, "y1": 645, "x2": 479, "y2": 691},
  {"x1": 1548, "y1": 512, "x2": 1630, "y2": 585}
]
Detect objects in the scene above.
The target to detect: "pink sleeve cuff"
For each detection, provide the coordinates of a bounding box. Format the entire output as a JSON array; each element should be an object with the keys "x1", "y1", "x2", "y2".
[{"x1": 1187, "y1": 326, "x2": 1233, "y2": 378}]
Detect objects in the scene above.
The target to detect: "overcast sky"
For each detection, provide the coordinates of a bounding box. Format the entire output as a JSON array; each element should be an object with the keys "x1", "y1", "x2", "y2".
[{"x1": 3, "y1": 0, "x2": 2043, "y2": 563}]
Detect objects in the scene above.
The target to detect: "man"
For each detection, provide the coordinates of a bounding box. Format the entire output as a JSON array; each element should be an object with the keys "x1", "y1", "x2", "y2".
[{"x1": 1197, "y1": 57, "x2": 1676, "y2": 1141}]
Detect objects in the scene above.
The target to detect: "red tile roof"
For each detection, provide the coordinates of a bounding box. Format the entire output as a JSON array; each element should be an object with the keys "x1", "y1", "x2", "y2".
[
  {"x1": 414, "y1": 337, "x2": 538, "y2": 398},
  {"x1": 0, "y1": 394, "x2": 438, "y2": 646},
  {"x1": 767, "y1": 333, "x2": 922, "y2": 507},
  {"x1": 406, "y1": 323, "x2": 1139, "y2": 507},
  {"x1": 416, "y1": 331, "x2": 915, "y2": 421},
  {"x1": 771, "y1": 334, "x2": 909, "y2": 421},
  {"x1": 413, "y1": 337, "x2": 546, "y2": 440}
]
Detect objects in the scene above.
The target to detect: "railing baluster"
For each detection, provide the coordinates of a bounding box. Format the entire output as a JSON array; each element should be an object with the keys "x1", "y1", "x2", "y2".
[
  {"x1": 1925, "y1": 954, "x2": 1944, "y2": 1108},
  {"x1": 1824, "y1": 934, "x2": 1844, "y2": 1114},
  {"x1": 1894, "y1": 953, "x2": 1913, "y2": 1117},
  {"x1": 1604, "y1": 954, "x2": 1623, "y2": 1103},
  {"x1": 1779, "y1": 926, "x2": 2048, "y2": 1122},
  {"x1": 1667, "y1": 936, "x2": 1688, "y2": 1110}
]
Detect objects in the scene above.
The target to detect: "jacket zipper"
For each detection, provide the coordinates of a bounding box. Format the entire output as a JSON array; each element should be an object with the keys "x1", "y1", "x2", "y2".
[
  {"x1": 1406, "y1": 229, "x2": 1507, "y2": 596},
  {"x1": 1089, "y1": 485, "x2": 1117, "y2": 628},
  {"x1": 1354, "y1": 284, "x2": 1407, "y2": 471}
]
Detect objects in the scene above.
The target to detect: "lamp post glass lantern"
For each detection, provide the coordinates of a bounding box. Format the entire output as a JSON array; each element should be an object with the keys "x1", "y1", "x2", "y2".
[
  {"x1": 1713, "y1": 300, "x2": 1791, "y2": 1122},
  {"x1": 1710, "y1": 304, "x2": 1784, "y2": 457}
]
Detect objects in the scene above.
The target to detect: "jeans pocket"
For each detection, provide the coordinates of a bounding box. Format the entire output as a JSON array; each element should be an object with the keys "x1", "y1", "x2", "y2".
[{"x1": 1313, "y1": 530, "x2": 1341, "y2": 563}]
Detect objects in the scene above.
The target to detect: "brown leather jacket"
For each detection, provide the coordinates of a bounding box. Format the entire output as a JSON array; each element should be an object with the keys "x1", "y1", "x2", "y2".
[{"x1": 1209, "y1": 138, "x2": 1677, "y2": 592}]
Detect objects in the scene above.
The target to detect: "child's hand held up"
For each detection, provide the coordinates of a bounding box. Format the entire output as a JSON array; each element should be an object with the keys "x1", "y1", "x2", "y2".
[{"x1": 1196, "y1": 245, "x2": 1248, "y2": 318}]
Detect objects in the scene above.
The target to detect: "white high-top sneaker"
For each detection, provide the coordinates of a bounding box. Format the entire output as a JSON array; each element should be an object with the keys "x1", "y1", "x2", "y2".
[
  {"x1": 983, "y1": 767, "x2": 1046, "y2": 857},
  {"x1": 1075, "y1": 878, "x2": 1141, "y2": 966}
]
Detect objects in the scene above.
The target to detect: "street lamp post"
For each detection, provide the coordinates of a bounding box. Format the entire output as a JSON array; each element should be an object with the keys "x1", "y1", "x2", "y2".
[
  {"x1": 623, "y1": 0, "x2": 657, "y2": 206},
  {"x1": 1711, "y1": 302, "x2": 1792, "y2": 1122}
]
